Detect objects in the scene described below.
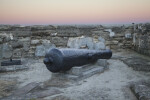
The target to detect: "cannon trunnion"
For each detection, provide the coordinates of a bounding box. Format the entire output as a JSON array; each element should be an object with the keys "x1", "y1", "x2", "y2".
[{"x1": 43, "y1": 48, "x2": 112, "y2": 73}]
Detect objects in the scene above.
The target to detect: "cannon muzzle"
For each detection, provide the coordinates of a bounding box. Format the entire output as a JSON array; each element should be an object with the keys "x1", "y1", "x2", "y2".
[{"x1": 44, "y1": 48, "x2": 112, "y2": 73}]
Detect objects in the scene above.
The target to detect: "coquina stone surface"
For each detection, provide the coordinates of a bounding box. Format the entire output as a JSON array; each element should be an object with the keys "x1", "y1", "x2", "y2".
[
  {"x1": 2, "y1": 43, "x2": 13, "y2": 59},
  {"x1": 67, "y1": 37, "x2": 94, "y2": 49},
  {"x1": 35, "y1": 43, "x2": 56, "y2": 57},
  {"x1": 67, "y1": 36, "x2": 106, "y2": 50}
]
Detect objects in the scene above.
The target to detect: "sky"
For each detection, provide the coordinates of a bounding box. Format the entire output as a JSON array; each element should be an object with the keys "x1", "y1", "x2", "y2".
[{"x1": 0, "y1": 0, "x2": 150, "y2": 25}]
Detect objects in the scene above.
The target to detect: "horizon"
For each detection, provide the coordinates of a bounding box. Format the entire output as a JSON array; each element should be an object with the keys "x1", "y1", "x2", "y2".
[{"x1": 0, "y1": 0, "x2": 150, "y2": 25}]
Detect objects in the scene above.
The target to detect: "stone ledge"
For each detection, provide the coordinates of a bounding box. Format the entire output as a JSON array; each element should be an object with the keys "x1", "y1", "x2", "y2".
[
  {"x1": 51, "y1": 59, "x2": 108, "y2": 81},
  {"x1": 130, "y1": 81, "x2": 150, "y2": 100},
  {"x1": 0, "y1": 65, "x2": 29, "y2": 72}
]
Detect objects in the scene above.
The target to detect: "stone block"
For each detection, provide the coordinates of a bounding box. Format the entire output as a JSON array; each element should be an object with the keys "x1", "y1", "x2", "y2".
[
  {"x1": 0, "y1": 65, "x2": 29, "y2": 72},
  {"x1": 22, "y1": 52, "x2": 34, "y2": 58},
  {"x1": 31, "y1": 40, "x2": 41, "y2": 45},
  {"x1": 106, "y1": 41, "x2": 118, "y2": 45},
  {"x1": 2, "y1": 43, "x2": 13, "y2": 59},
  {"x1": 35, "y1": 45, "x2": 45, "y2": 57},
  {"x1": 68, "y1": 67, "x2": 83, "y2": 76},
  {"x1": 0, "y1": 33, "x2": 13, "y2": 42},
  {"x1": 13, "y1": 49, "x2": 22, "y2": 58},
  {"x1": 67, "y1": 37, "x2": 94, "y2": 49},
  {"x1": 57, "y1": 32, "x2": 78, "y2": 37},
  {"x1": 51, "y1": 37, "x2": 68, "y2": 47},
  {"x1": 0, "y1": 38, "x2": 3, "y2": 44},
  {"x1": 11, "y1": 41, "x2": 23, "y2": 48},
  {"x1": 56, "y1": 26, "x2": 79, "y2": 37},
  {"x1": 98, "y1": 36, "x2": 105, "y2": 43},
  {"x1": 50, "y1": 32, "x2": 57, "y2": 37},
  {"x1": 148, "y1": 50, "x2": 150, "y2": 55},
  {"x1": 16, "y1": 31, "x2": 31, "y2": 37},
  {"x1": 115, "y1": 34, "x2": 124, "y2": 37},
  {"x1": 19, "y1": 37, "x2": 31, "y2": 42},
  {"x1": 35, "y1": 43, "x2": 56, "y2": 57},
  {"x1": 23, "y1": 42, "x2": 30, "y2": 52},
  {"x1": 96, "y1": 59, "x2": 108, "y2": 68},
  {"x1": 94, "y1": 42, "x2": 106, "y2": 50},
  {"x1": 32, "y1": 31, "x2": 52, "y2": 36},
  {"x1": 112, "y1": 41, "x2": 119, "y2": 45},
  {"x1": 110, "y1": 45, "x2": 119, "y2": 49},
  {"x1": 41, "y1": 39, "x2": 50, "y2": 44},
  {"x1": 130, "y1": 82, "x2": 150, "y2": 100},
  {"x1": 51, "y1": 64, "x2": 105, "y2": 81},
  {"x1": 0, "y1": 44, "x2": 2, "y2": 68},
  {"x1": 125, "y1": 33, "x2": 132, "y2": 38}
]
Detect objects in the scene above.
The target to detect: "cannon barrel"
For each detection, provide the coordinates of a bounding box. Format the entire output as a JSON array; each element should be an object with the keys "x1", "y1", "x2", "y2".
[{"x1": 43, "y1": 48, "x2": 112, "y2": 73}]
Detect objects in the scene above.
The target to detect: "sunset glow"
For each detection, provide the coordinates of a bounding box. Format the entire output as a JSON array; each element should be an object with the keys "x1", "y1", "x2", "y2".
[{"x1": 0, "y1": 0, "x2": 150, "y2": 25}]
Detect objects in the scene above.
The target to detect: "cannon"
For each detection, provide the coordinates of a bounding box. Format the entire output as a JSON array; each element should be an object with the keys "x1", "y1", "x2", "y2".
[{"x1": 43, "y1": 48, "x2": 112, "y2": 73}]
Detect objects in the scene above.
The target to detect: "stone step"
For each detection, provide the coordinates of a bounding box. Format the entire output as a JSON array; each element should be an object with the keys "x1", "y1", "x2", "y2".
[
  {"x1": 67, "y1": 64, "x2": 101, "y2": 76},
  {"x1": 82, "y1": 67, "x2": 104, "y2": 79},
  {"x1": 81, "y1": 64, "x2": 98, "y2": 72},
  {"x1": 52, "y1": 66, "x2": 105, "y2": 81},
  {"x1": 65, "y1": 67, "x2": 104, "y2": 81}
]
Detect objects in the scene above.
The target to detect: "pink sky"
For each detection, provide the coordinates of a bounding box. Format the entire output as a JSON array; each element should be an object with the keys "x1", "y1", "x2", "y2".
[{"x1": 0, "y1": 0, "x2": 150, "y2": 25}]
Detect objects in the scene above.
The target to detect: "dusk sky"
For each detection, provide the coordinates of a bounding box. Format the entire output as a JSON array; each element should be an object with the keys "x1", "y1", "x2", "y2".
[{"x1": 0, "y1": 0, "x2": 150, "y2": 25}]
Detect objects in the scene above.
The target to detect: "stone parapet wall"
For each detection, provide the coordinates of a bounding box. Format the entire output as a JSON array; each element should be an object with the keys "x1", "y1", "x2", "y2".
[
  {"x1": 0, "y1": 25, "x2": 107, "y2": 59},
  {"x1": 107, "y1": 23, "x2": 150, "y2": 56},
  {"x1": 132, "y1": 23, "x2": 150, "y2": 56},
  {"x1": 0, "y1": 23, "x2": 150, "y2": 59}
]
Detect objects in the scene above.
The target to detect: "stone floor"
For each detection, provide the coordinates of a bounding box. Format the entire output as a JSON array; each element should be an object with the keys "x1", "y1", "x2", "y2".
[{"x1": 0, "y1": 49, "x2": 150, "y2": 100}]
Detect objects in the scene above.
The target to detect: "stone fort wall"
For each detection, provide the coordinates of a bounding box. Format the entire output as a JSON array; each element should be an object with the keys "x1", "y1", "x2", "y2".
[{"x1": 0, "y1": 24, "x2": 150, "y2": 60}]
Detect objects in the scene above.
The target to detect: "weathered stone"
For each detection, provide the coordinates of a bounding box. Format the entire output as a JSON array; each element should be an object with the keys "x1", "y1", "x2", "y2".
[
  {"x1": 51, "y1": 37, "x2": 68, "y2": 47},
  {"x1": 31, "y1": 40, "x2": 41, "y2": 45},
  {"x1": 94, "y1": 42, "x2": 106, "y2": 50},
  {"x1": 15, "y1": 31, "x2": 31, "y2": 37},
  {"x1": 35, "y1": 45, "x2": 45, "y2": 57},
  {"x1": 110, "y1": 45, "x2": 119, "y2": 49},
  {"x1": 13, "y1": 49, "x2": 22, "y2": 58},
  {"x1": 29, "y1": 88, "x2": 63, "y2": 98},
  {"x1": 0, "y1": 33, "x2": 13, "y2": 42},
  {"x1": 2, "y1": 43, "x2": 13, "y2": 59},
  {"x1": 0, "y1": 80, "x2": 17, "y2": 98},
  {"x1": 35, "y1": 43, "x2": 56, "y2": 57},
  {"x1": 112, "y1": 40, "x2": 119, "y2": 44},
  {"x1": 125, "y1": 33, "x2": 132, "y2": 38},
  {"x1": 0, "y1": 45, "x2": 2, "y2": 68},
  {"x1": 52, "y1": 63, "x2": 105, "y2": 81},
  {"x1": 98, "y1": 36, "x2": 105, "y2": 43},
  {"x1": 56, "y1": 25, "x2": 79, "y2": 37},
  {"x1": 11, "y1": 41, "x2": 23, "y2": 48},
  {"x1": 113, "y1": 37, "x2": 123, "y2": 42},
  {"x1": 57, "y1": 32, "x2": 78, "y2": 37},
  {"x1": 41, "y1": 39, "x2": 50, "y2": 44},
  {"x1": 96, "y1": 59, "x2": 107, "y2": 67},
  {"x1": 0, "y1": 38, "x2": 3, "y2": 44},
  {"x1": 19, "y1": 37, "x2": 31, "y2": 42},
  {"x1": 130, "y1": 82, "x2": 150, "y2": 100},
  {"x1": 0, "y1": 65, "x2": 29, "y2": 72},
  {"x1": 69, "y1": 67, "x2": 83, "y2": 76},
  {"x1": 106, "y1": 41, "x2": 118, "y2": 45},
  {"x1": 31, "y1": 25, "x2": 56, "y2": 31},
  {"x1": 32, "y1": 31, "x2": 53, "y2": 36},
  {"x1": 121, "y1": 57, "x2": 150, "y2": 71},
  {"x1": 67, "y1": 37, "x2": 94, "y2": 49},
  {"x1": 50, "y1": 32, "x2": 57, "y2": 36},
  {"x1": 13, "y1": 82, "x2": 39, "y2": 96},
  {"x1": 23, "y1": 42, "x2": 30, "y2": 52},
  {"x1": 22, "y1": 51, "x2": 34, "y2": 58},
  {"x1": 105, "y1": 29, "x2": 115, "y2": 37},
  {"x1": 115, "y1": 34, "x2": 124, "y2": 37}
]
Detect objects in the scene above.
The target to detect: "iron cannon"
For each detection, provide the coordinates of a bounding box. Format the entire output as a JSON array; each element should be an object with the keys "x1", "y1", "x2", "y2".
[{"x1": 43, "y1": 48, "x2": 112, "y2": 73}]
